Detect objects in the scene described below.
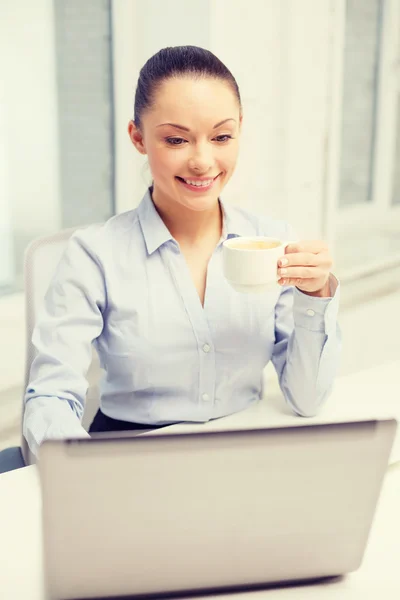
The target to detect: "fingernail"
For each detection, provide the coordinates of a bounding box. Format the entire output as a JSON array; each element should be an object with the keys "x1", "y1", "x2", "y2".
[
  {"x1": 280, "y1": 279, "x2": 287, "y2": 286},
  {"x1": 279, "y1": 258, "x2": 289, "y2": 267},
  {"x1": 280, "y1": 268, "x2": 288, "y2": 275}
]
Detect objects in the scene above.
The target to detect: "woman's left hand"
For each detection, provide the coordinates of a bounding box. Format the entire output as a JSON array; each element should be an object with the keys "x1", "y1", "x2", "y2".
[{"x1": 277, "y1": 241, "x2": 332, "y2": 297}]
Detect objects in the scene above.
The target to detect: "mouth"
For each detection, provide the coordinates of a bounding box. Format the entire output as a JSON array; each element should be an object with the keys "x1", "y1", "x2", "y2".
[{"x1": 175, "y1": 173, "x2": 222, "y2": 192}]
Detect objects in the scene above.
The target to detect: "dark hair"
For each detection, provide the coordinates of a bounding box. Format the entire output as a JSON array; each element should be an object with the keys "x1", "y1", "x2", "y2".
[{"x1": 134, "y1": 45, "x2": 241, "y2": 128}]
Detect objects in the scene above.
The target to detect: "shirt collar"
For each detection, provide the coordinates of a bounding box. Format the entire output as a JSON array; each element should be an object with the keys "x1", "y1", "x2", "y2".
[
  {"x1": 220, "y1": 198, "x2": 255, "y2": 241},
  {"x1": 137, "y1": 188, "x2": 251, "y2": 255},
  {"x1": 137, "y1": 188, "x2": 175, "y2": 255}
]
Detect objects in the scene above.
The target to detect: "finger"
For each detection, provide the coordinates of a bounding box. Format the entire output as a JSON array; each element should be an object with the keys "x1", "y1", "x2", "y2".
[
  {"x1": 278, "y1": 278, "x2": 303, "y2": 287},
  {"x1": 285, "y1": 241, "x2": 329, "y2": 255},
  {"x1": 278, "y1": 278, "x2": 293, "y2": 287},
  {"x1": 278, "y1": 266, "x2": 326, "y2": 279},
  {"x1": 278, "y1": 277, "x2": 315, "y2": 289},
  {"x1": 278, "y1": 252, "x2": 328, "y2": 268}
]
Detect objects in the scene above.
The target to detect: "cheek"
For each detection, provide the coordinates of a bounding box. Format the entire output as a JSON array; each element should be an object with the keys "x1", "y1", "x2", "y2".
[
  {"x1": 147, "y1": 146, "x2": 185, "y2": 178},
  {"x1": 221, "y1": 144, "x2": 239, "y2": 171}
]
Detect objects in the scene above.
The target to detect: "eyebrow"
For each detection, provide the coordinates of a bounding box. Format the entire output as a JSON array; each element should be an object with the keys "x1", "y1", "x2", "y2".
[{"x1": 156, "y1": 118, "x2": 236, "y2": 131}]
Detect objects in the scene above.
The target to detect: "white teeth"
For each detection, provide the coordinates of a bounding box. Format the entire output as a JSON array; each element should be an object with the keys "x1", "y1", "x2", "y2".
[{"x1": 183, "y1": 178, "x2": 213, "y2": 187}]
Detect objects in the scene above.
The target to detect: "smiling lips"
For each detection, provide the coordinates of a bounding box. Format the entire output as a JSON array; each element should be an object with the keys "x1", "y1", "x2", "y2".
[{"x1": 176, "y1": 173, "x2": 221, "y2": 191}]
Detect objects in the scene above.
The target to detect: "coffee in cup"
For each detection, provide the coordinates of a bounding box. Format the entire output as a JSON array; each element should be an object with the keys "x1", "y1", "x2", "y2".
[
  {"x1": 222, "y1": 236, "x2": 291, "y2": 293},
  {"x1": 226, "y1": 240, "x2": 281, "y2": 251}
]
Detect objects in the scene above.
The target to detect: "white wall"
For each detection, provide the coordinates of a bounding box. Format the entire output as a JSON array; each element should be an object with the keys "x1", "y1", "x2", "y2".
[
  {"x1": 1, "y1": 0, "x2": 61, "y2": 240},
  {"x1": 0, "y1": 0, "x2": 61, "y2": 391},
  {"x1": 111, "y1": 0, "x2": 139, "y2": 215},
  {"x1": 210, "y1": 0, "x2": 338, "y2": 241},
  {"x1": 210, "y1": 0, "x2": 287, "y2": 221}
]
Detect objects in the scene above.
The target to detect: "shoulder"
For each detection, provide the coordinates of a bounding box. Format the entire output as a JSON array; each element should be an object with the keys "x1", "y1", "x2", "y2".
[
  {"x1": 69, "y1": 208, "x2": 141, "y2": 258},
  {"x1": 225, "y1": 204, "x2": 295, "y2": 240},
  {"x1": 47, "y1": 209, "x2": 142, "y2": 294}
]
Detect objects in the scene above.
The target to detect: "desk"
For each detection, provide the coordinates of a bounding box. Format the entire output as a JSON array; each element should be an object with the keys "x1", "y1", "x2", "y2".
[{"x1": 1, "y1": 360, "x2": 400, "y2": 600}]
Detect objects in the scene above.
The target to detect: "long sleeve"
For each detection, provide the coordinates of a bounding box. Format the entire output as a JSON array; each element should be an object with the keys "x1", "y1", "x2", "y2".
[
  {"x1": 271, "y1": 274, "x2": 341, "y2": 417},
  {"x1": 23, "y1": 228, "x2": 106, "y2": 457}
]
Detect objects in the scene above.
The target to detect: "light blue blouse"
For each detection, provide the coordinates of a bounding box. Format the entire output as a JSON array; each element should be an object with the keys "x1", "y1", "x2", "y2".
[{"x1": 24, "y1": 189, "x2": 341, "y2": 456}]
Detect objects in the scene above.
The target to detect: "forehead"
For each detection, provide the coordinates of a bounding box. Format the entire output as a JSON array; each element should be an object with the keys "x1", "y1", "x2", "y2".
[{"x1": 147, "y1": 76, "x2": 240, "y2": 126}]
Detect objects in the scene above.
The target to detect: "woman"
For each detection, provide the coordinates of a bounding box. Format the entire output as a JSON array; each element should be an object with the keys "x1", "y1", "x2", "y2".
[{"x1": 24, "y1": 46, "x2": 341, "y2": 457}]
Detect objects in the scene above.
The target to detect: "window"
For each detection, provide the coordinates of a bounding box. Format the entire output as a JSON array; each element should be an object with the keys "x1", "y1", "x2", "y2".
[
  {"x1": 335, "y1": 0, "x2": 400, "y2": 278},
  {"x1": 339, "y1": 0, "x2": 383, "y2": 208},
  {"x1": 0, "y1": 0, "x2": 115, "y2": 296},
  {"x1": 391, "y1": 94, "x2": 400, "y2": 205}
]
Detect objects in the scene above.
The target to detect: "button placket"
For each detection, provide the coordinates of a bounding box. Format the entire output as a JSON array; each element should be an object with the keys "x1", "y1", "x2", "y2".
[
  {"x1": 164, "y1": 247, "x2": 216, "y2": 416},
  {"x1": 198, "y1": 250, "x2": 222, "y2": 411},
  {"x1": 200, "y1": 342, "x2": 214, "y2": 406}
]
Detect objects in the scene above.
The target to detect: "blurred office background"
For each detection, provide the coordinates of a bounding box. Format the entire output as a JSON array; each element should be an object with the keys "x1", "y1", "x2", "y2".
[{"x1": 1, "y1": 0, "x2": 400, "y2": 448}]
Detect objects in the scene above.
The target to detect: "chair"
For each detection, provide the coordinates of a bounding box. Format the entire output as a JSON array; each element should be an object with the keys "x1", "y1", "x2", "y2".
[{"x1": 1, "y1": 228, "x2": 102, "y2": 470}]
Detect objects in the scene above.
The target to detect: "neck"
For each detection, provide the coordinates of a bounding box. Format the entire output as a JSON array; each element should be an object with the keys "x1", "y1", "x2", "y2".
[{"x1": 151, "y1": 188, "x2": 222, "y2": 246}]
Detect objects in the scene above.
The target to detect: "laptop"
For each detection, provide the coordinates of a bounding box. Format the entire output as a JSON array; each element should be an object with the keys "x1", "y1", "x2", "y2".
[{"x1": 39, "y1": 419, "x2": 397, "y2": 600}]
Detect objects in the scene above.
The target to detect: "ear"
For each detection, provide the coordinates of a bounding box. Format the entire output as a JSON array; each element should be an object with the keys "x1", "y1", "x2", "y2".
[{"x1": 128, "y1": 120, "x2": 147, "y2": 155}]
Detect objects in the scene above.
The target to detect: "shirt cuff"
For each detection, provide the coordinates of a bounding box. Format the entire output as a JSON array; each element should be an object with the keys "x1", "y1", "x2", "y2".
[
  {"x1": 24, "y1": 397, "x2": 90, "y2": 458},
  {"x1": 293, "y1": 273, "x2": 340, "y2": 336}
]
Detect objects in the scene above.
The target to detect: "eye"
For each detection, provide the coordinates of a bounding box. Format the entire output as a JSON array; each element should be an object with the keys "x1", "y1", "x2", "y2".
[
  {"x1": 165, "y1": 137, "x2": 187, "y2": 146},
  {"x1": 214, "y1": 134, "x2": 233, "y2": 143}
]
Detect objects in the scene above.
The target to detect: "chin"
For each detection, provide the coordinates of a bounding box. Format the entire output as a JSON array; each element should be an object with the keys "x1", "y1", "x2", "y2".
[
  {"x1": 181, "y1": 201, "x2": 218, "y2": 213},
  {"x1": 180, "y1": 193, "x2": 220, "y2": 212}
]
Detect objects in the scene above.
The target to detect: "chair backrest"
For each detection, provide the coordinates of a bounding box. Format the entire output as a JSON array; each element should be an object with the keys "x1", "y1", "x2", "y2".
[{"x1": 22, "y1": 228, "x2": 101, "y2": 464}]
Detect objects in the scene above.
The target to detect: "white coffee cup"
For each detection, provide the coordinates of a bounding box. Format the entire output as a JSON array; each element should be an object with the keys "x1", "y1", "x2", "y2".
[{"x1": 222, "y1": 236, "x2": 292, "y2": 294}]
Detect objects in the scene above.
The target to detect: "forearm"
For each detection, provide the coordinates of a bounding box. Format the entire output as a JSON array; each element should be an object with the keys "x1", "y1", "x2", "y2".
[
  {"x1": 272, "y1": 275, "x2": 341, "y2": 416},
  {"x1": 279, "y1": 321, "x2": 341, "y2": 416}
]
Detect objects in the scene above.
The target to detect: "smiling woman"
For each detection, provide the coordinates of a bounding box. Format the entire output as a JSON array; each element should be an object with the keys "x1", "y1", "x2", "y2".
[
  {"x1": 20, "y1": 45, "x2": 342, "y2": 464},
  {"x1": 128, "y1": 46, "x2": 242, "y2": 220}
]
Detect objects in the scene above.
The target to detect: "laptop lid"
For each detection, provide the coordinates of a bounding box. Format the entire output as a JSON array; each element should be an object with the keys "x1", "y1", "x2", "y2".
[{"x1": 39, "y1": 419, "x2": 397, "y2": 599}]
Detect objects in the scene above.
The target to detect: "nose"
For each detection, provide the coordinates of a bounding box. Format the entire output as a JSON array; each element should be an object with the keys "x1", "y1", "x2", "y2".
[{"x1": 188, "y1": 142, "x2": 214, "y2": 174}]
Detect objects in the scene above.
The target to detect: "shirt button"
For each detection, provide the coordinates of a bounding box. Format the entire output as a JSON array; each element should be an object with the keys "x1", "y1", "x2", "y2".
[
  {"x1": 202, "y1": 393, "x2": 210, "y2": 402},
  {"x1": 306, "y1": 309, "x2": 315, "y2": 317},
  {"x1": 202, "y1": 343, "x2": 211, "y2": 353}
]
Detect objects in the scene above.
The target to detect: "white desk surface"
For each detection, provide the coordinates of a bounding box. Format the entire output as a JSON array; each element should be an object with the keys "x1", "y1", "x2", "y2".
[{"x1": 1, "y1": 359, "x2": 400, "y2": 600}]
